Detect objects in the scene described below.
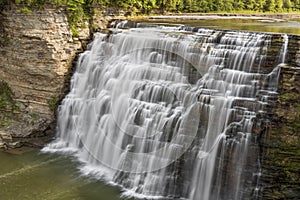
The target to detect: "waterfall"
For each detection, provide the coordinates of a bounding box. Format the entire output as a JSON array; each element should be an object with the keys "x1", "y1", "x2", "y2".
[
  {"x1": 44, "y1": 22, "x2": 288, "y2": 199},
  {"x1": 280, "y1": 34, "x2": 289, "y2": 64}
]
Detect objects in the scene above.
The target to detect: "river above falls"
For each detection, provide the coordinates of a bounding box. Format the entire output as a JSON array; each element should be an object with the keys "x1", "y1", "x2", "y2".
[{"x1": 135, "y1": 16, "x2": 300, "y2": 35}]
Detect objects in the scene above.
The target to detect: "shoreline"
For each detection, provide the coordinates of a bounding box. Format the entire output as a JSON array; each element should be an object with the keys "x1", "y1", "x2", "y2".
[
  {"x1": 128, "y1": 13, "x2": 300, "y2": 22},
  {"x1": 127, "y1": 13, "x2": 300, "y2": 36},
  {"x1": 148, "y1": 15, "x2": 286, "y2": 22}
]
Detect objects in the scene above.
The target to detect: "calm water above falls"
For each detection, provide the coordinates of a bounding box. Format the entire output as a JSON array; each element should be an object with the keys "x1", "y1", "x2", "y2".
[
  {"x1": 1, "y1": 22, "x2": 289, "y2": 200},
  {"x1": 139, "y1": 18, "x2": 300, "y2": 36}
]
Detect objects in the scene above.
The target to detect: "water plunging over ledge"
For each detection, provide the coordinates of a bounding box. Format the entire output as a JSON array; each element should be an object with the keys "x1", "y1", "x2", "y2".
[{"x1": 44, "y1": 22, "x2": 288, "y2": 200}]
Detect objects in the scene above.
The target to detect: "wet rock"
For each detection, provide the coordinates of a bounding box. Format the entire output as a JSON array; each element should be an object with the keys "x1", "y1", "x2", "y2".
[
  {"x1": 0, "y1": 130, "x2": 12, "y2": 141},
  {"x1": 261, "y1": 66, "x2": 300, "y2": 199},
  {"x1": 0, "y1": 141, "x2": 6, "y2": 150},
  {"x1": 7, "y1": 141, "x2": 21, "y2": 148}
]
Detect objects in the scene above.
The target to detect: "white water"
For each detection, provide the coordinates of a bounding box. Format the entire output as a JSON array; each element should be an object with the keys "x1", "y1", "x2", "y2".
[
  {"x1": 44, "y1": 23, "x2": 288, "y2": 199},
  {"x1": 280, "y1": 34, "x2": 289, "y2": 64}
]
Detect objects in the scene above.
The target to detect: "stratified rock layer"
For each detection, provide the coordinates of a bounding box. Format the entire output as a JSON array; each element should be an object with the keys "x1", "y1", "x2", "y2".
[
  {"x1": 261, "y1": 35, "x2": 300, "y2": 199},
  {"x1": 0, "y1": 9, "x2": 88, "y2": 147}
]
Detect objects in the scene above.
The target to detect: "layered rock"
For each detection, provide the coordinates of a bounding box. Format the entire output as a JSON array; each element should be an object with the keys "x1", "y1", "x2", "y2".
[
  {"x1": 287, "y1": 35, "x2": 300, "y2": 67},
  {"x1": 0, "y1": 8, "x2": 89, "y2": 149},
  {"x1": 261, "y1": 36, "x2": 300, "y2": 199}
]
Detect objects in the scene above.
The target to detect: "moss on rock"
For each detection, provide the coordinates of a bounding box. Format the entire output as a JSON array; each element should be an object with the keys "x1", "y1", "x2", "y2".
[
  {"x1": 261, "y1": 66, "x2": 300, "y2": 199},
  {"x1": 0, "y1": 80, "x2": 19, "y2": 128}
]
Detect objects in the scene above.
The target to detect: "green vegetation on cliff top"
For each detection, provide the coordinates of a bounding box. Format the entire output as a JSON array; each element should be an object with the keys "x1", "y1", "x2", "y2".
[
  {"x1": 1, "y1": 0, "x2": 299, "y2": 36},
  {"x1": 1, "y1": 0, "x2": 300, "y2": 14}
]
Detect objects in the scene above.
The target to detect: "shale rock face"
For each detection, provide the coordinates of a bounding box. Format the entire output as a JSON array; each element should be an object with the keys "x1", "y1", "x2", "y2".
[
  {"x1": 261, "y1": 35, "x2": 300, "y2": 199},
  {"x1": 0, "y1": 9, "x2": 89, "y2": 148},
  {"x1": 287, "y1": 35, "x2": 300, "y2": 67}
]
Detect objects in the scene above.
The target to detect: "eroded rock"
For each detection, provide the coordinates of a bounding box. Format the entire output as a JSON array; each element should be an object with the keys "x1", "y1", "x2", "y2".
[{"x1": 0, "y1": 8, "x2": 90, "y2": 148}]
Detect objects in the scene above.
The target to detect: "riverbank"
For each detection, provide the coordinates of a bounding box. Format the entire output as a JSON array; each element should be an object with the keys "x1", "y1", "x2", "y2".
[
  {"x1": 148, "y1": 13, "x2": 300, "y2": 20},
  {"x1": 125, "y1": 13, "x2": 300, "y2": 21},
  {"x1": 129, "y1": 14, "x2": 300, "y2": 36}
]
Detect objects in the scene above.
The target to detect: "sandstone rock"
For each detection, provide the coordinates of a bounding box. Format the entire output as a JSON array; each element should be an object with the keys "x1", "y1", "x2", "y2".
[
  {"x1": 261, "y1": 66, "x2": 300, "y2": 199},
  {"x1": 0, "y1": 141, "x2": 6, "y2": 150},
  {"x1": 0, "y1": 130, "x2": 12, "y2": 141},
  {"x1": 7, "y1": 141, "x2": 22, "y2": 149},
  {"x1": 0, "y1": 8, "x2": 90, "y2": 144},
  {"x1": 77, "y1": 21, "x2": 90, "y2": 41}
]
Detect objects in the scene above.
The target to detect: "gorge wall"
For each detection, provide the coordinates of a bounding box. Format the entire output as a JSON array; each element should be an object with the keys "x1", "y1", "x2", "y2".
[
  {"x1": 261, "y1": 35, "x2": 300, "y2": 199},
  {"x1": 0, "y1": 8, "x2": 90, "y2": 149}
]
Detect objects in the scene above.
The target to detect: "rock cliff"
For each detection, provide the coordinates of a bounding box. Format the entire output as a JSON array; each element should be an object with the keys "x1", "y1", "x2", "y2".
[
  {"x1": 0, "y1": 8, "x2": 89, "y2": 149},
  {"x1": 261, "y1": 35, "x2": 300, "y2": 199}
]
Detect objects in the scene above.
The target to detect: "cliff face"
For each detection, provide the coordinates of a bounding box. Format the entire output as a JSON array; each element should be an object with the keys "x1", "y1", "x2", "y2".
[
  {"x1": 0, "y1": 9, "x2": 89, "y2": 149},
  {"x1": 261, "y1": 36, "x2": 300, "y2": 199}
]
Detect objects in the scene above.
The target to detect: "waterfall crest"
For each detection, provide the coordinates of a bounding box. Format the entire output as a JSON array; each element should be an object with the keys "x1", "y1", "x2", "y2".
[{"x1": 44, "y1": 22, "x2": 288, "y2": 200}]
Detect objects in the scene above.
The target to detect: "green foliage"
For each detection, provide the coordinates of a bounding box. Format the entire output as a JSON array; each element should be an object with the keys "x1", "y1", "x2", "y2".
[
  {"x1": 30, "y1": 113, "x2": 40, "y2": 120},
  {"x1": 0, "y1": 81, "x2": 20, "y2": 127},
  {"x1": 17, "y1": 6, "x2": 32, "y2": 14},
  {"x1": 67, "y1": 0, "x2": 85, "y2": 36},
  {"x1": 2, "y1": 0, "x2": 300, "y2": 23},
  {"x1": 195, "y1": 0, "x2": 211, "y2": 12},
  {"x1": 276, "y1": 0, "x2": 284, "y2": 11},
  {"x1": 0, "y1": 0, "x2": 5, "y2": 10},
  {"x1": 142, "y1": 0, "x2": 157, "y2": 14},
  {"x1": 0, "y1": 81, "x2": 17, "y2": 112},
  {"x1": 264, "y1": 0, "x2": 276, "y2": 11},
  {"x1": 294, "y1": 0, "x2": 300, "y2": 9},
  {"x1": 148, "y1": 0, "x2": 300, "y2": 13},
  {"x1": 4, "y1": 0, "x2": 94, "y2": 36},
  {"x1": 233, "y1": 0, "x2": 244, "y2": 10},
  {"x1": 48, "y1": 96, "x2": 57, "y2": 112}
]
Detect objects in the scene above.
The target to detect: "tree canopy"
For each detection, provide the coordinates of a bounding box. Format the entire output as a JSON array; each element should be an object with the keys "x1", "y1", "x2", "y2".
[
  {"x1": 0, "y1": 0, "x2": 299, "y2": 35},
  {"x1": 1, "y1": 0, "x2": 299, "y2": 13}
]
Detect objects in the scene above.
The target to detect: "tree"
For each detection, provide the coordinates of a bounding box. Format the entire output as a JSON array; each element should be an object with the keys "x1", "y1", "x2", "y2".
[
  {"x1": 213, "y1": 0, "x2": 224, "y2": 11},
  {"x1": 293, "y1": 0, "x2": 300, "y2": 9},
  {"x1": 223, "y1": 0, "x2": 234, "y2": 11},
  {"x1": 264, "y1": 0, "x2": 276, "y2": 11},
  {"x1": 243, "y1": 0, "x2": 256, "y2": 10},
  {"x1": 156, "y1": 0, "x2": 166, "y2": 13},
  {"x1": 276, "y1": 0, "x2": 284, "y2": 11},
  {"x1": 168, "y1": 0, "x2": 184, "y2": 12},
  {"x1": 283, "y1": 0, "x2": 292, "y2": 10},
  {"x1": 233, "y1": 0, "x2": 244, "y2": 10},
  {"x1": 141, "y1": 0, "x2": 156, "y2": 14},
  {"x1": 255, "y1": 0, "x2": 266, "y2": 11},
  {"x1": 197, "y1": 0, "x2": 210, "y2": 12}
]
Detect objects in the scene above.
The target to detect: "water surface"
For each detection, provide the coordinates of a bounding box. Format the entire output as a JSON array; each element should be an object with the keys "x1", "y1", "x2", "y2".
[
  {"x1": 0, "y1": 148, "x2": 123, "y2": 200},
  {"x1": 136, "y1": 18, "x2": 300, "y2": 35}
]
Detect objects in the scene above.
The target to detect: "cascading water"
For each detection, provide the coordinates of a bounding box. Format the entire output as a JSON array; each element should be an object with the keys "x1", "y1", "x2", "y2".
[
  {"x1": 280, "y1": 34, "x2": 289, "y2": 64},
  {"x1": 44, "y1": 21, "x2": 288, "y2": 200}
]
